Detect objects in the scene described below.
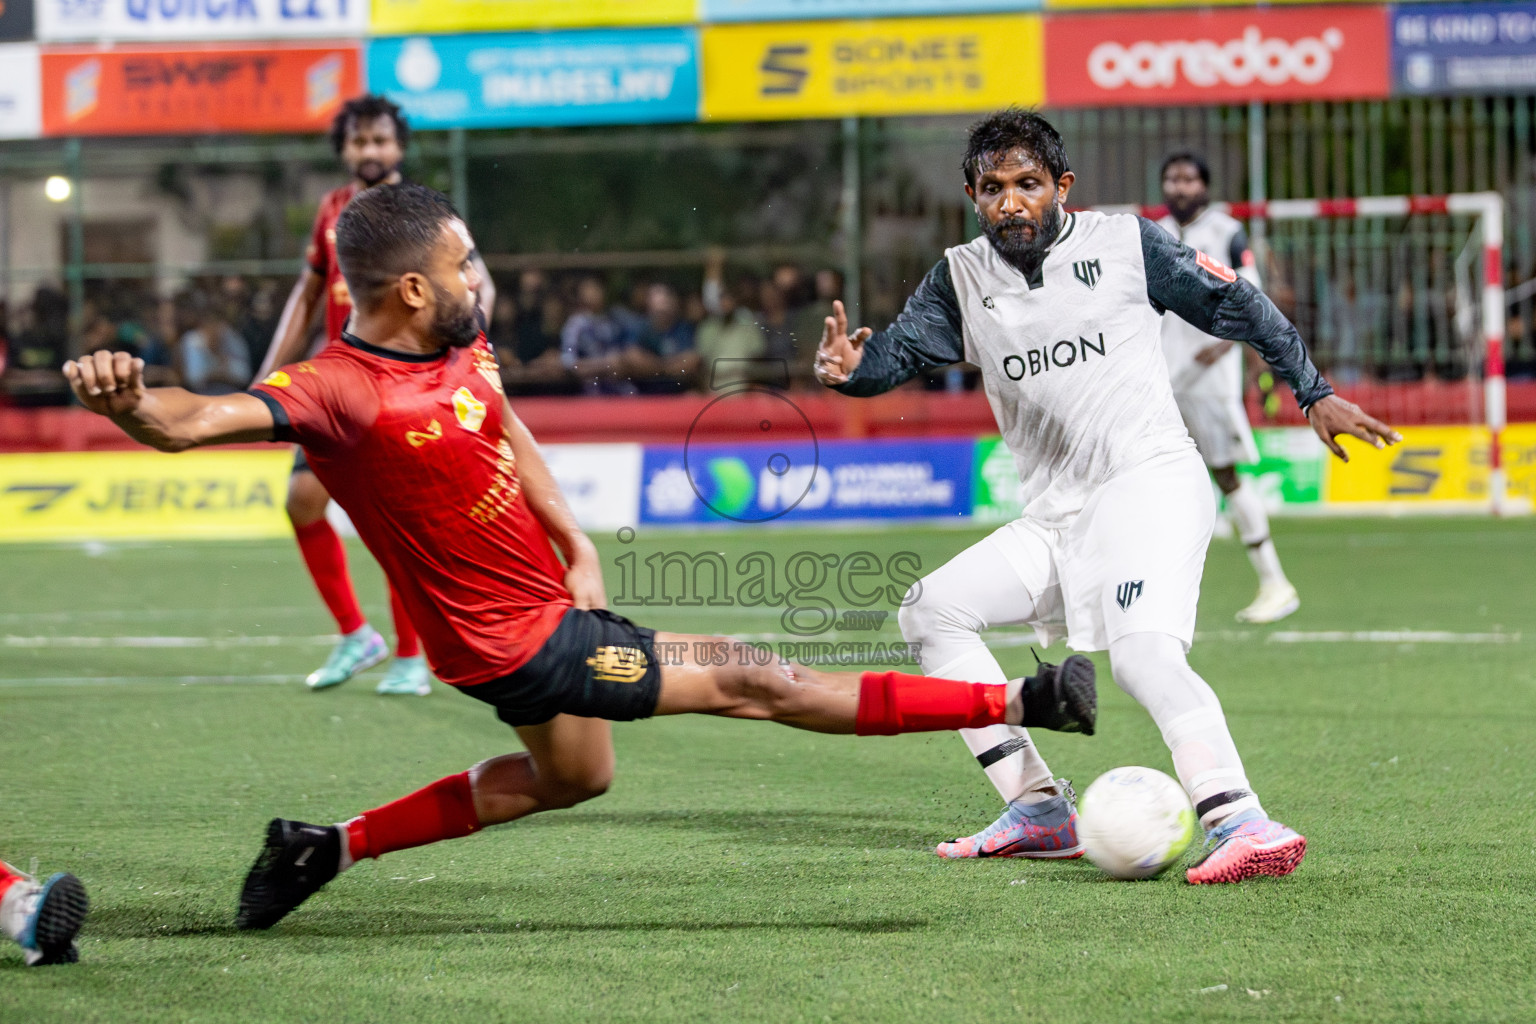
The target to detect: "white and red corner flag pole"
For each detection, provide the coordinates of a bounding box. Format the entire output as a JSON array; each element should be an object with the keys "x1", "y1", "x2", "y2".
[{"x1": 1099, "y1": 192, "x2": 1513, "y2": 514}]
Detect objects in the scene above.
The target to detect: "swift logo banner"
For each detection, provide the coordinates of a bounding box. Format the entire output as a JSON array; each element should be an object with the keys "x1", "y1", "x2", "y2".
[{"x1": 1045, "y1": 6, "x2": 1390, "y2": 107}]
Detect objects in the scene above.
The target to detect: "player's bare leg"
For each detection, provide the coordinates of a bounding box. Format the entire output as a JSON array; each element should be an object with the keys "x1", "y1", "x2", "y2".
[
  {"x1": 236, "y1": 634, "x2": 1096, "y2": 929},
  {"x1": 898, "y1": 527, "x2": 1092, "y2": 859},
  {"x1": 1213, "y1": 465, "x2": 1299, "y2": 624},
  {"x1": 1107, "y1": 631, "x2": 1305, "y2": 883}
]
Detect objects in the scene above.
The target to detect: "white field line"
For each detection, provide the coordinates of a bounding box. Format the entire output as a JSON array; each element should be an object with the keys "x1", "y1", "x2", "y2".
[
  {"x1": 0, "y1": 675, "x2": 295, "y2": 687},
  {"x1": 3, "y1": 634, "x2": 335, "y2": 649},
  {"x1": 988, "y1": 629, "x2": 1522, "y2": 647}
]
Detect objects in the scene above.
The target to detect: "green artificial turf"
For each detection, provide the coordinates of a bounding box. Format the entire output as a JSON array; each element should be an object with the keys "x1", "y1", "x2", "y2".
[{"x1": 1, "y1": 517, "x2": 1533, "y2": 1022}]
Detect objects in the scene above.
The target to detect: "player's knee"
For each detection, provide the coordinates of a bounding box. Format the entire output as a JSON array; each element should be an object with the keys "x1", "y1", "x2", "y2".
[
  {"x1": 538, "y1": 765, "x2": 611, "y2": 809},
  {"x1": 286, "y1": 473, "x2": 328, "y2": 526},
  {"x1": 725, "y1": 662, "x2": 800, "y2": 716},
  {"x1": 896, "y1": 579, "x2": 973, "y2": 644}
]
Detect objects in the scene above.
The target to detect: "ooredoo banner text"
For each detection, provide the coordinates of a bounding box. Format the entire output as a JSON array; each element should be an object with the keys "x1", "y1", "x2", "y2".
[
  {"x1": 40, "y1": 43, "x2": 360, "y2": 136},
  {"x1": 1044, "y1": 5, "x2": 1390, "y2": 107}
]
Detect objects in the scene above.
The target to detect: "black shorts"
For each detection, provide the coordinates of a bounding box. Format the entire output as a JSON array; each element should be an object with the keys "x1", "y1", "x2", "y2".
[
  {"x1": 459, "y1": 608, "x2": 662, "y2": 728},
  {"x1": 291, "y1": 445, "x2": 310, "y2": 475}
]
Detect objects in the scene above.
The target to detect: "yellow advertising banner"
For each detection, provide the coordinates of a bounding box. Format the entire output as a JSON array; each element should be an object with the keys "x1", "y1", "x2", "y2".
[
  {"x1": 371, "y1": 0, "x2": 694, "y2": 35},
  {"x1": 1324, "y1": 425, "x2": 1536, "y2": 506},
  {"x1": 701, "y1": 14, "x2": 1043, "y2": 120},
  {"x1": 0, "y1": 450, "x2": 293, "y2": 543}
]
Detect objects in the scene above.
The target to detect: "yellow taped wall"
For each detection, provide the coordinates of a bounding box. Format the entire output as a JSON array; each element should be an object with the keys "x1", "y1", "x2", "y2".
[
  {"x1": 701, "y1": 14, "x2": 1043, "y2": 120},
  {"x1": 0, "y1": 450, "x2": 293, "y2": 543},
  {"x1": 1325, "y1": 425, "x2": 1536, "y2": 505}
]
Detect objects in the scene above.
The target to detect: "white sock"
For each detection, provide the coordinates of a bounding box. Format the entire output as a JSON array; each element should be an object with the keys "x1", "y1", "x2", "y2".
[
  {"x1": 1225, "y1": 482, "x2": 1288, "y2": 587},
  {"x1": 1108, "y1": 632, "x2": 1265, "y2": 828},
  {"x1": 0, "y1": 875, "x2": 39, "y2": 945},
  {"x1": 932, "y1": 649, "x2": 1057, "y2": 803},
  {"x1": 335, "y1": 820, "x2": 357, "y2": 872}
]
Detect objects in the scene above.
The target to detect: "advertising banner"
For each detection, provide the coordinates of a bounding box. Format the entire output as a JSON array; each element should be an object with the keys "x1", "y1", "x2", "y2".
[
  {"x1": 540, "y1": 443, "x2": 643, "y2": 531},
  {"x1": 971, "y1": 436, "x2": 1022, "y2": 523},
  {"x1": 701, "y1": 13, "x2": 1043, "y2": 120},
  {"x1": 1392, "y1": 2, "x2": 1536, "y2": 95},
  {"x1": 369, "y1": 29, "x2": 699, "y2": 129},
  {"x1": 37, "y1": 0, "x2": 363, "y2": 42},
  {"x1": 1325, "y1": 424, "x2": 1536, "y2": 506},
  {"x1": 0, "y1": 43, "x2": 41, "y2": 139},
  {"x1": 702, "y1": 0, "x2": 1035, "y2": 22},
  {"x1": 0, "y1": 450, "x2": 292, "y2": 543},
  {"x1": 1044, "y1": 6, "x2": 1390, "y2": 107},
  {"x1": 641, "y1": 438, "x2": 973, "y2": 525},
  {"x1": 0, "y1": 0, "x2": 34, "y2": 41},
  {"x1": 1238, "y1": 427, "x2": 1325, "y2": 508},
  {"x1": 371, "y1": 0, "x2": 692, "y2": 35},
  {"x1": 40, "y1": 43, "x2": 358, "y2": 136}
]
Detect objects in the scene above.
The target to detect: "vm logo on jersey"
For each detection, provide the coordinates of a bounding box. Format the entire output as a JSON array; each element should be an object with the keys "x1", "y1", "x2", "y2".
[
  {"x1": 760, "y1": 45, "x2": 809, "y2": 96},
  {"x1": 1002, "y1": 333, "x2": 1107, "y2": 380},
  {"x1": 1072, "y1": 259, "x2": 1103, "y2": 290},
  {"x1": 1116, "y1": 580, "x2": 1144, "y2": 611}
]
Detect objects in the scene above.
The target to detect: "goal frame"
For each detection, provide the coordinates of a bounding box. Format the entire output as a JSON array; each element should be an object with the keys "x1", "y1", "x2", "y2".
[{"x1": 1100, "y1": 193, "x2": 1509, "y2": 514}]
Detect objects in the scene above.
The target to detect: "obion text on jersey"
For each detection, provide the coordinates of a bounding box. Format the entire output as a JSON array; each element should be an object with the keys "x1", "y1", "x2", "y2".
[{"x1": 1001, "y1": 333, "x2": 1107, "y2": 380}]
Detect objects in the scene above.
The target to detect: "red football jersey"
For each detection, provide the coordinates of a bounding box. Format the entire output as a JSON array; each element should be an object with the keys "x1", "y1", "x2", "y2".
[
  {"x1": 305, "y1": 182, "x2": 362, "y2": 343},
  {"x1": 251, "y1": 333, "x2": 573, "y2": 687}
]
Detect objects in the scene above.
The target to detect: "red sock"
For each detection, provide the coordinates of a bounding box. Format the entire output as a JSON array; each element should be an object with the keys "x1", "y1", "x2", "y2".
[
  {"x1": 0, "y1": 861, "x2": 19, "y2": 902},
  {"x1": 345, "y1": 772, "x2": 482, "y2": 862},
  {"x1": 855, "y1": 670, "x2": 1008, "y2": 736},
  {"x1": 293, "y1": 519, "x2": 366, "y2": 635},
  {"x1": 388, "y1": 585, "x2": 420, "y2": 658}
]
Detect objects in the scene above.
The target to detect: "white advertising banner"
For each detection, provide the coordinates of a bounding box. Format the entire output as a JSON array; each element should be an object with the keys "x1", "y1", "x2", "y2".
[
  {"x1": 38, "y1": 0, "x2": 366, "y2": 42},
  {"x1": 0, "y1": 44, "x2": 41, "y2": 140},
  {"x1": 539, "y1": 443, "x2": 643, "y2": 531}
]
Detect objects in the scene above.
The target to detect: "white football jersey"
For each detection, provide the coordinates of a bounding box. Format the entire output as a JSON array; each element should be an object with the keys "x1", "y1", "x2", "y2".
[
  {"x1": 946, "y1": 211, "x2": 1194, "y2": 528},
  {"x1": 1156, "y1": 208, "x2": 1261, "y2": 399}
]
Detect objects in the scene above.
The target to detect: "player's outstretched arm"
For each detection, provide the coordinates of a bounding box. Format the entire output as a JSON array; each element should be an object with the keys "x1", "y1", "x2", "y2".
[
  {"x1": 65, "y1": 350, "x2": 276, "y2": 453},
  {"x1": 501, "y1": 402, "x2": 606, "y2": 610},
  {"x1": 815, "y1": 258, "x2": 966, "y2": 396}
]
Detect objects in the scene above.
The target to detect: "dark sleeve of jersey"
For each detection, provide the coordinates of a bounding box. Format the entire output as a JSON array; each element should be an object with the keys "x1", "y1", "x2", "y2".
[
  {"x1": 1137, "y1": 217, "x2": 1334, "y2": 412},
  {"x1": 834, "y1": 257, "x2": 966, "y2": 398},
  {"x1": 247, "y1": 388, "x2": 294, "y2": 443},
  {"x1": 1228, "y1": 227, "x2": 1251, "y2": 271}
]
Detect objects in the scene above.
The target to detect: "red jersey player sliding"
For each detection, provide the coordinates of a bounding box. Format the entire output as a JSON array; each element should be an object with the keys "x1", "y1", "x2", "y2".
[{"x1": 64, "y1": 184, "x2": 1097, "y2": 933}]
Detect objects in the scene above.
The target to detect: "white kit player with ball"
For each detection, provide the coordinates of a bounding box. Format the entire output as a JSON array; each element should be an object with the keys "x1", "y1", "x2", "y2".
[
  {"x1": 815, "y1": 110, "x2": 1399, "y2": 884},
  {"x1": 1158, "y1": 152, "x2": 1299, "y2": 624}
]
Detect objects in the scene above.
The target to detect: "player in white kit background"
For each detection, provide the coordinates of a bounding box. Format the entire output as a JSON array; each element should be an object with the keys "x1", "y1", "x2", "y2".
[
  {"x1": 815, "y1": 110, "x2": 1399, "y2": 883},
  {"x1": 1157, "y1": 152, "x2": 1299, "y2": 625}
]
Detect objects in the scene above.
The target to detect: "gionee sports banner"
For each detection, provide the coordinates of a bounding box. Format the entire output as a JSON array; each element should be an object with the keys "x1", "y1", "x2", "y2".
[
  {"x1": 1044, "y1": 5, "x2": 1390, "y2": 107},
  {"x1": 0, "y1": 451, "x2": 292, "y2": 543},
  {"x1": 701, "y1": 13, "x2": 1043, "y2": 120},
  {"x1": 701, "y1": 0, "x2": 1035, "y2": 22},
  {"x1": 0, "y1": 43, "x2": 41, "y2": 139},
  {"x1": 40, "y1": 43, "x2": 359, "y2": 135},
  {"x1": 37, "y1": 0, "x2": 363, "y2": 41},
  {"x1": 370, "y1": 29, "x2": 699, "y2": 129},
  {"x1": 1393, "y1": 2, "x2": 1536, "y2": 95},
  {"x1": 1325, "y1": 424, "x2": 1536, "y2": 506},
  {"x1": 641, "y1": 438, "x2": 973, "y2": 524},
  {"x1": 371, "y1": 0, "x2": 691, "y2": 35}
]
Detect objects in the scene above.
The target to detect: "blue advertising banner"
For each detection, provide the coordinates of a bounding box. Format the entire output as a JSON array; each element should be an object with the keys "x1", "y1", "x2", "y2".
[
  {"x1": 641, "y1": 438, "x2": 973, "y2": 525},
  {"x1": 369, "y1": 27, "x2": 699, "y2": 129},
  {"x1": 701, "y1": 0, "x2": 1035, "y2": 21},
  {"x1": 1393, "y1": 2, "x2": 1536, "y2": 94}
]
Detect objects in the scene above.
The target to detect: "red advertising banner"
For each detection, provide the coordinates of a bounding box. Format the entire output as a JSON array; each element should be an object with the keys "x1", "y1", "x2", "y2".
[
  {"x1": 41, "y1": 43, "x2": 360, "y2": 136},
  {"x1": 1045, "y1": 6, "x2": 1390, "y2": 108}
]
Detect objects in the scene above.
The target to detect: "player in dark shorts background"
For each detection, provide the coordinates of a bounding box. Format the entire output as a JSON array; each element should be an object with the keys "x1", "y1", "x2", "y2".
[
  {"x1": 256, "y1": 95, "x2": 495, "y2": 696},
  {"x1": 64, "y1": 183, "x2": 1100, "y2": 934}
]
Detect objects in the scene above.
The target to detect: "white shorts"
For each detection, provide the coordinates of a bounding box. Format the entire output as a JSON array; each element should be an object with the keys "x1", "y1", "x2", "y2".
[
  {"x1": 976, "y1": 449, "x2": 1216, "y2": 653},
  {"x1": 1175, "y1": 392, "x2": 1260, "y2": 469}
]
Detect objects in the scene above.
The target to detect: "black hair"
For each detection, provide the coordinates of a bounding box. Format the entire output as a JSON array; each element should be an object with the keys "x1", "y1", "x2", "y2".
[
  {"x1": 334, "y1": 183, "x2": 461, "y2": 311},
  {"x1": 329, "y1": 94, "x2": 410, "y2": 156},
  {"x1": 963, "y1": 109, "x2": 1070, "y2": 189},
  {"x1": 1160, "y1": 151, "x2": 1211, "y2": 185}
]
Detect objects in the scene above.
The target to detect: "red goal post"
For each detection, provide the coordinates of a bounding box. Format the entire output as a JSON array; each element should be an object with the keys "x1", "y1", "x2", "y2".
[{"x1": 1097, "y1": 193, "x2": 1512, "y2": 514}]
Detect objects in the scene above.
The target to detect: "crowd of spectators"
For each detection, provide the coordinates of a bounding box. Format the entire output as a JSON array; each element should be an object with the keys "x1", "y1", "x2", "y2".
[{"x1": 0, "y1": 258, "x2": 855, "y2": 407}]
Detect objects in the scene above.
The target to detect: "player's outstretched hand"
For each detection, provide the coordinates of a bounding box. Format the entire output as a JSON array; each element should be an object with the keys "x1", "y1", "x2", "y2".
[
  {"x1": 813, "y1": 300, "x2": 872, "y2": 387},
  {"x1": 64, "y1": 350, "x2": 146, "y2": 418},
  {"x1": 1306, "y1": 393, "x2": 1402, "y2": 462},
  {"x1": 564, "y1": 558, "x2": 608, "y2": 611}
]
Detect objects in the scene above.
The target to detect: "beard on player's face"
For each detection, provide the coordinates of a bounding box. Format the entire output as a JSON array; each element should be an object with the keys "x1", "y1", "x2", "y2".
[
  {"x1": 1164, "y1": 188, "x2": 1206, "y2": 224},
  {"x1": 982, "y1": 199, "x2": 1062, "y2": 273},
  {"x1": 431, "y1": 282, "x2": 480, "y2": 348},
  {"x1": 352, "y1": 157, "x2": 400, "y2": 187}
]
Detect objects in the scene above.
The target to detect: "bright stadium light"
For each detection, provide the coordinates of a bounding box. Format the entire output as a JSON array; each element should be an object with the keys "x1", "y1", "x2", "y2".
[{"x1": 44, "y1": 176, "x2": 72, "y2": 202}]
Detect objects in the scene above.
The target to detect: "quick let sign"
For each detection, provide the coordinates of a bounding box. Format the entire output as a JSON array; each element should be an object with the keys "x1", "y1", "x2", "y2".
[{"x1": 39, "y1": 0, "x2": 364, "y2": 41}]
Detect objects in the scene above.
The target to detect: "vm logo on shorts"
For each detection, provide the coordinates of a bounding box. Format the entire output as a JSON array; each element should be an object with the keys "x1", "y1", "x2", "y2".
[{"x1": 1115, "y1": 580, "x2": 1143, "y2": 611}]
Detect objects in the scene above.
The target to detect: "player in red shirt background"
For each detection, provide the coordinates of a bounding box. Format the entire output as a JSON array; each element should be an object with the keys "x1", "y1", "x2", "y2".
[
  {"x1": 64, "y1": 183, "x2": 1097, "y2": 933},
  {"x1": 257, "y1": 95, "x2": 495, "y2": 697}
]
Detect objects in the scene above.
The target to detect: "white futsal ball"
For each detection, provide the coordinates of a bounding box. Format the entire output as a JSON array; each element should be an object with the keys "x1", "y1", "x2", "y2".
[{"x1": 1078, "y1": 766, "x2": 1197, "y2": 880}]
